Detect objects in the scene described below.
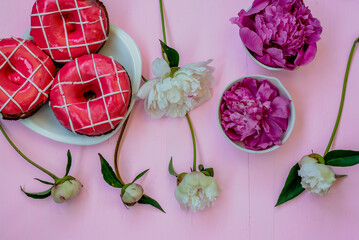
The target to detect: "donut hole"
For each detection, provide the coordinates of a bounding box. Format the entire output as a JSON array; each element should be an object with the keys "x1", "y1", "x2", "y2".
[
  {"x1": 3, "y1": 64, "x2": 22, "y2": 85},
  {"x1": 63, "y1": 13, "x2": 76, "y2": 33},
  {"x1": 66, "y1": 22, "x2": 76, "y2": 33},
  {"x1": 83, "y1": 90, "x2": 96, "y2": 101}
]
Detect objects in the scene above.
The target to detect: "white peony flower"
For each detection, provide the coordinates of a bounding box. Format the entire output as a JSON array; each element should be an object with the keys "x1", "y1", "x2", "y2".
[
  {"x1": 137, "y1": 58, "x2": 215, "y2": 118},
  {"x1": 298, "y1": 155, "x2": 336, "y2": 195},
  {"x1": 175, "y1": 171, "x2": 220, "y2": 212}
]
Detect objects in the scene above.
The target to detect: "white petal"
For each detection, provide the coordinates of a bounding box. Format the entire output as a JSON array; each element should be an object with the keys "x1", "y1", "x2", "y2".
[
  {"x1": 152, "y1": 58, "x2": 171, "y2": 78},
  {"x1": 137, "y1": 78, "x2": 160, "y2": 99},
  {"x1": 144, "y1": 98, "x2": 166, "y2": 118},
  {"x1": 166, "y1": 88, "x2": 181, "y2": 103}
]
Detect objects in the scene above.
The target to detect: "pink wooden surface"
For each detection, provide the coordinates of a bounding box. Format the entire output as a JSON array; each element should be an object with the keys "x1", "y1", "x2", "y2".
[{"x1": 1, "y1": 0, "x2": 359, "y2": 239}]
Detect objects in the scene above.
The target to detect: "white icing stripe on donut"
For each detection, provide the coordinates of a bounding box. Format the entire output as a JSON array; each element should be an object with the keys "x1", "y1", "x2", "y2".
[
  {"x1": 75, "y1": 116, "x2": 124, "y2": 131},
  {"x1": 30, "y1": 6, "x2": 92, "y2": 17},
  {"x1": 52, "y1": 89, "x2": 129, "y2": 109},
  {"x1": 75, "y1": 58, "x2": 84, "y2": 83},
  {"x1": 35, "y1": 2, "x2": 55, "y2": 60},
  {"x1": 74, "y1": 0, "x2": 90, "y2": 54},
  {"x1": 28, "y1": 80, "x2": 53, "y2": 111},
  {"x1": 0, "y1": 64, "x2": 42, "y2": 112},
  {"x1": 60, "y1": 19, "x2": 102, "y2": 25},
  {"x1": 86, "y1": 101, "x2": 96, "y2": 131},
  {"x1": 52, "y1": 72, "x2": 124, "y2": 89},
  {"x1": 32, "y1": 20, "x2": 101, "y2": 29},
  {"x1": 0, "y1": 86, "x2": 23, "y2": 112},
  {"x1": 110, "y1": 57, "x2": 126, "y2": 105},
  {"x1": 40, "y1": 39, "x2": 108, "y2": 51},
  {"x1": 99, "y1": 14, "x2": 107, "y2": 39},
  {"x1": 57, "y1": 72, "x2": 76, "y2": 134},
  {"x1": 12, "y1": 37, "x2": 55, "y2": 81},
  {"x1": 30, "y1": 26, "x2": 50, "y2": 29},
  {"x1": 0, "y1": 39, "x2": 25, "y2": 69},
  {"x1": 91, "y1": 54, "x2": 114, "y2": 129},
  {"x1": 55, "y1": 0, "x2": 72, "y2": 60}
]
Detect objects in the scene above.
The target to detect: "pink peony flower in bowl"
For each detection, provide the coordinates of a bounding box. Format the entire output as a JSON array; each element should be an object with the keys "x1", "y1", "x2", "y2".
[
  {"x1": 231, "y1": 0, "x2": 322, "y2": 71},
  {"x1": 217, "y1": 75, "x2": 295, "y2": 153}
]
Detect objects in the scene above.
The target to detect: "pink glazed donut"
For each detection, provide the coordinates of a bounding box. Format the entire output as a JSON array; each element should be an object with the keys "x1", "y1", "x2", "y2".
[
  {"x1": 50, "y1": 54, "x2": 131, "y2": 136},
  {"x1": 0, "y1": 37, "x2": 56, "y2": 120},
  {"x1": 30, "y1": 0, "x2": 109, "y2": 63}
]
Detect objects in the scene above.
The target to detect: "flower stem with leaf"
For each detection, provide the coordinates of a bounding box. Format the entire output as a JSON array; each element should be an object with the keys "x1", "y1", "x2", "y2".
[
  {"x1": 157, "y1": 0, "x2": 215, "y2": 179},
  {"x1": 324, "y1": 37, "x2": 359, "y2": 155},
  {"x1": 276, "y1": 37, "x2": 359, "y2": 207},
  {"x1": 0, "y1": 122, "x2": 81, "y2": 202},
  {"x1": 98, "y1": 114, "x2": 165, "y2": 212}
]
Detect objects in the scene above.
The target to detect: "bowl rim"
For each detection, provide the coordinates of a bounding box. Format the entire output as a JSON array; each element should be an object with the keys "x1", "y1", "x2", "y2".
[{"x1": 217, "y1": 75, "x2": 296, "y2": 153}]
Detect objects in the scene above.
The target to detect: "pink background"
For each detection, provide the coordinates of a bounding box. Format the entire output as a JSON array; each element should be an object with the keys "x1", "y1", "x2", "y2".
[{"x1": 1, "y1": 0, "x2": 359, "y2": 239}]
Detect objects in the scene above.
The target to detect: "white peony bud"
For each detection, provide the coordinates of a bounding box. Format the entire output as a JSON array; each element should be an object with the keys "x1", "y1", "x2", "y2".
[
  {"x1": 121, "y1": 183, "x2": 144, "y2": 206},
  {"x1": 51, "y1": 178, "x2": 83, "y2": 203},
  {"x1": 175, "y1": 171, "x2": 221, "y2": 212},
  {"x1": 298, "y1": 155, "x2": 335, "y2": 195}
]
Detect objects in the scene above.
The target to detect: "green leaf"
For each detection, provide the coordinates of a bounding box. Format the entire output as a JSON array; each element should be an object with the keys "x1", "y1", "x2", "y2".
[
  {"x1": 160, "y1": 40, "x2": 179, "y2": 68},
  {"x1": 65, "y1": 150, "x2": 72, "y2": 176},
  {"x1": 324, "y1": 150, "x2": 359, "y2": 167},
  {"x1": 138, "y1": 194, "x2": 166, "y2": 213},
  {"x1": 335, "y1": 174, "x2": 347, "y2": 178},
  {"x1": 203, "y1": 168, "x2": 214, "y2": 177},
  {"x1": 168, "y1": 157, "x2": 178, "y2": 177},
  {"x1": 198, "y1": 164, "x2": 204, "y2": 171},
  {"x1": 34, "y1": 178, "x2": 54, "y2": 185},
  {"x1": 275, "y1": 163, "x2": 305, "y2": 207},
  {"x1": 20, "y1": 186, "x2": 52, "y2": 199},
  {"x1": 132, "y1": 169, "x2": 149, "y2": 183},
  {"x1": 99, "y1": 154, "x2": 123, "y2": 188}
]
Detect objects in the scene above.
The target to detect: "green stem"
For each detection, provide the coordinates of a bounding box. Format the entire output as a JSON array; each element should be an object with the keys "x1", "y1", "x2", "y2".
[
  {"x1": 159, "y1": 0, "x2": 167, "y2": 45},
  {"x1": 186, "y1": 113, "x2": 197, "y2": 171},
  {"x1": 0, "y1": 122, "x2": 59, "y2": 180},
  {"x1": 324, "y1": 37, "x2": 359, "y2": 156},
  {"x1": 114, "y1": 115, "x2": 130, "y2": 186},
  {"x1": 141, "y1": 75, "x2": 148, "y2": 82}
]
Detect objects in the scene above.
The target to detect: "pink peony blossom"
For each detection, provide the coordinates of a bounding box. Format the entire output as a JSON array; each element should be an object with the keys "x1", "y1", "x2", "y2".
[
  {"x1": 220, "y1": 78, "x2": 291, "y2": 150},
  {"x1": 231, "y1": 0, "x2": 322, "y2": 70}
]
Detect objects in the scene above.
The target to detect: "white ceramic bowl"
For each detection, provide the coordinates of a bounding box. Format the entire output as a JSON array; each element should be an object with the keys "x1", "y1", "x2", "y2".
[{"x1": 217, "y1": 75, "x2": 295, "y2": 153}]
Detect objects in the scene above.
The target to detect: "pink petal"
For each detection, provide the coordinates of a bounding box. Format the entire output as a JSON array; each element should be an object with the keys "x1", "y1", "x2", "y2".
[
  {"x1": 241, "y1": 78, "x2": 259, "y2": 96},
  {"x1": 255, "y1": 53, "x2": 278, "y2": 67},
  {"x1": 262, "y1": 118, "x2": 283, "y2": 140},
  {"x1": 268, "y1": 116, "x2": 288, "y2": 131},
  {"x1": 240, "y1": 27, "x2": 263, "y2": 56},
  {"x1": 270, "y1": 96, "x2": 291, "y2": 118},
  {"x1": 256, "y1": 81, "x2": 278, "y2": 102},
  {"x1": 266, "y1": 48, "x2": 286, "y2": 68},
  {"x1": 300, "y1": 44, "x2": 317, "y2": 66},
  {"x1": 244, "y1": 133, "x2": 261, "y2": 149},
  {"x1": 246, "y1": 0, "x2": 270, "y2": 16}
]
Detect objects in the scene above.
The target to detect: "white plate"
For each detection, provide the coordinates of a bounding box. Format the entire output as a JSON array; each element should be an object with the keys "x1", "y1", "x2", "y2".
[{"x1": 19, "y1": 23, "x2": 142, "y2": 145}]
